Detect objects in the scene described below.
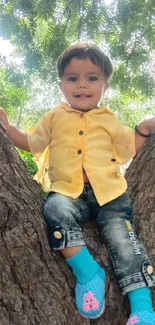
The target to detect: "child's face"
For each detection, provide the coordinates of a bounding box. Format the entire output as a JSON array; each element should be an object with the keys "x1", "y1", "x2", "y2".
[{"x1": 59, "y1": 58, "x2": 108, "y2": 111}]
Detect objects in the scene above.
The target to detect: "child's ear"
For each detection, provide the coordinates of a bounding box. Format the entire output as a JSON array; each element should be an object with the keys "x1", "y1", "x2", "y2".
[
  {"x1": 59, "y1": 81, "x2": 63, "y2": 92},
  {"x1": 104, "y1": 82, "x2": 109, "y2": 93}
]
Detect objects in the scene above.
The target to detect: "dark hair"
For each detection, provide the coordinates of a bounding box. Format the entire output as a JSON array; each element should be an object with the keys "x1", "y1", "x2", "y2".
[{"x1": 57, "y1": 42, "x2": 113, "y2": 80}]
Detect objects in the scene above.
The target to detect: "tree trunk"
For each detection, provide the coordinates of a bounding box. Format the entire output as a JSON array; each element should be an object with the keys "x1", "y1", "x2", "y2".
[{"x1": 0, "y1": 121, "x2": 155, "y2": 325}]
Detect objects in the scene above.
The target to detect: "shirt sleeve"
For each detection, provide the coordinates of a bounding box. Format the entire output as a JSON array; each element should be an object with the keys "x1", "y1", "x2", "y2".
[
  {"x1": 26, "y1": 111, "x2": 54, "y2": 159},
  {"x1": 110, "y1": 115, "x2": 136, "y2": 164}
]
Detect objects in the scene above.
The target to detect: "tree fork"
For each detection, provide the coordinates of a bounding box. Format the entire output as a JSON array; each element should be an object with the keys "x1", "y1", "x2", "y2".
[{"x1": 0, "y1": 122, "x2": 155, "y2": 325}]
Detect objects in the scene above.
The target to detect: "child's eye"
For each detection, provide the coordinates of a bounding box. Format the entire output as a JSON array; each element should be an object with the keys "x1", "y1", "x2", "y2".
[
  {"x1": 89, "y1": 76, "x2": 98, "y2": 81},
  {"x1": 68, "y1": 76, "x2": 77, "y2": 82}
]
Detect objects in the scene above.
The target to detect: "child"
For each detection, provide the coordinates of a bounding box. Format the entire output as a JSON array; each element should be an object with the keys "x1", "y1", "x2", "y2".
[{"x1": 1, "y1": 42, "x2": 155, "y2": 325}]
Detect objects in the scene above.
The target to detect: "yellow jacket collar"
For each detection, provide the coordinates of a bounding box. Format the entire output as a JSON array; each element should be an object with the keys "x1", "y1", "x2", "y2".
[{"x1": 55, "y1": 101, "x2": 114, "y2": 115}]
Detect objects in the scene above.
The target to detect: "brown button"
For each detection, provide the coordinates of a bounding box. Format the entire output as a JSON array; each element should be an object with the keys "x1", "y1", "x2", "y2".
[
  {"x1": 53, "y1": 231, "x2": 62, "y2": 239},
  {"x1": 80, "y1": 113, "x2": 84, "y2": 118},
  {"x1": 79, "y1": 130, "x2": 84, "y2": 135},
  {"x1": 77, "y1": 149, "x2": 82, "y2": 155},
  {"x1": 147, "y1": 265, "x2": 153, "y2": 274},
  {"x1": 111, "y1": 158, "x2": 116, "y2": 162}
]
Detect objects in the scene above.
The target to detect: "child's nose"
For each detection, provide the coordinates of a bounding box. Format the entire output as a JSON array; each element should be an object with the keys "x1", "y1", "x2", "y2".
[{"x1": 77, "y1": 80, "x2": 88, "y2": 88}]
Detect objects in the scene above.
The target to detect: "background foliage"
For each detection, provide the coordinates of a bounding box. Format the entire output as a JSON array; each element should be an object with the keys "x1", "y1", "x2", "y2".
[{"x1": 0, "y1": 0, "x2": 155, "y2": 173}]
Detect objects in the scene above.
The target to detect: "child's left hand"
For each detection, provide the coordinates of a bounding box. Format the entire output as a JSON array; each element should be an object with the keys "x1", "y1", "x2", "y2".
[{"x1": 135, "y1": 117, "x2": 155, "y2": 153}]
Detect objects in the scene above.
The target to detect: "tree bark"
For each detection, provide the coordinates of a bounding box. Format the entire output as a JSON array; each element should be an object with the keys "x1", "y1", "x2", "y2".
[{"x1": 0, "y1": 122, "x2": 155, "y2": 325}]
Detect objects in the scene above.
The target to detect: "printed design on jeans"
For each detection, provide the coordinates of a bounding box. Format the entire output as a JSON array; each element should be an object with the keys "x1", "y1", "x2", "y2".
[
  {"x1": 125, "y1": 220, "x2": 141, "y2": 255},
  {"x1": 83, "y1": 291, "x2": 99, "y2": 312},
  {"x1": 127, "y1": 315, "x2": 139, "y2": 324}
]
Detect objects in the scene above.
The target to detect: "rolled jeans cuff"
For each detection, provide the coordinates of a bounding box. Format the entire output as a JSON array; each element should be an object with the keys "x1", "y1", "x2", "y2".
[
  {"x1": 47, "y1": 226, "x2": 85, "y2": 250},
  {"x1": 119, "y1": 262, "x2": 155, "y2": 295}
]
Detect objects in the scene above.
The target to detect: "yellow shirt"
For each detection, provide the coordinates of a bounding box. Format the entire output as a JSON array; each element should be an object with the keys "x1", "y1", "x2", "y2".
[{"x1": 27, "y1": 102, "x2": 136, "y2": 206}]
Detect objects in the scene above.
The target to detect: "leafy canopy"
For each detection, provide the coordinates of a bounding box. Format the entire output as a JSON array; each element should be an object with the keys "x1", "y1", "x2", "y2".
[{"x1": 0, "y1": 0, "x2": 155, "y2": 96}]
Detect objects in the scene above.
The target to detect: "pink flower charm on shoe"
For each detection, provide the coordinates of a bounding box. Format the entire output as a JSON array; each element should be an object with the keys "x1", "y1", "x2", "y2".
[
  {"x1": 83, "y1": 291, "x2": 99, "y2": 312},
  {"x1": 127, "y1": 315, "x2": 139, "y2": 325}
]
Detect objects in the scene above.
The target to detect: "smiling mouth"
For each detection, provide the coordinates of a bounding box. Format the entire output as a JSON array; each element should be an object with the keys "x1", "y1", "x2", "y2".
[{"x1": 74, "y1": 94, "x2": 92, "y2": 98}]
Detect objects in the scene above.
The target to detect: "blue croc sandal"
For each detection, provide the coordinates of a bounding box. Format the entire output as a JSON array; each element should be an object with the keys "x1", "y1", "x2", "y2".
[
  {"x1": 126, "y1": 311, "x2": 155, "y2": 325},
  {"x1": 75, "y1": 268, "x2": 105, "y2": 319}
]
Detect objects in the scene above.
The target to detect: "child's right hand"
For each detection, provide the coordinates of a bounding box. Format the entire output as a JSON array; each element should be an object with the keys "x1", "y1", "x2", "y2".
[
  {"x1": 0, "y1": 107, "x2": 10, "y2": 131},
  {"x1": 0, "y1": 107, "x2": 30, "y2": 151}
]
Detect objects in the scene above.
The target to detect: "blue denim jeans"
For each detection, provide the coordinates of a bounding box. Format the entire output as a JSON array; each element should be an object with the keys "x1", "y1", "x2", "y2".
[{"x1": 43, "y1": 185, "x2": 155, "y2": 295}]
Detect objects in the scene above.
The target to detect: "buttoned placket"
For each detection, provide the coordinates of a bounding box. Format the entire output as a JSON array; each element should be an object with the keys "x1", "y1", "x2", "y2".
[{"x1": 76, "y1": 113, "x2": 86, "y2": 157}]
